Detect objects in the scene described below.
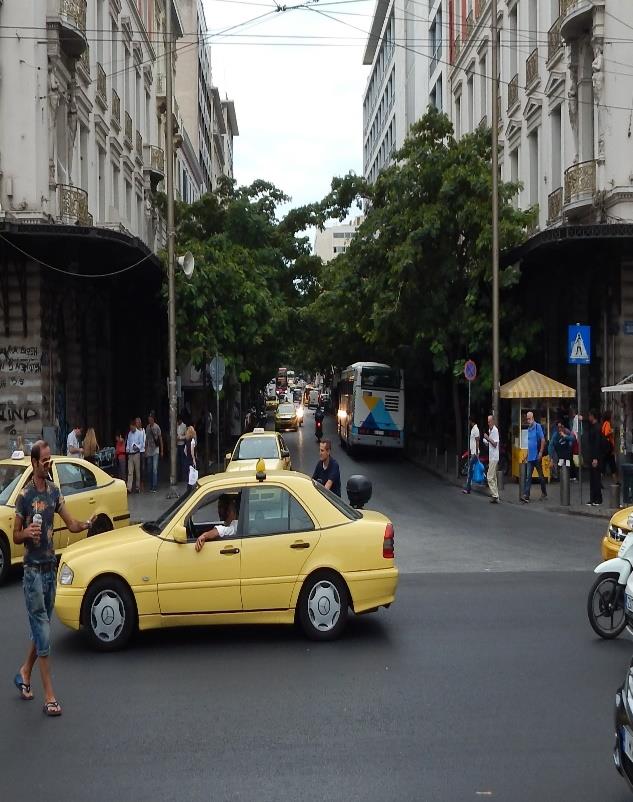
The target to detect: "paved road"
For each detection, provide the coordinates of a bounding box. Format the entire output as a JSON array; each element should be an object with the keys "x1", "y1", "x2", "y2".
[{"x1": 1, "y1": 410, "x2": 628, "y2": 801}]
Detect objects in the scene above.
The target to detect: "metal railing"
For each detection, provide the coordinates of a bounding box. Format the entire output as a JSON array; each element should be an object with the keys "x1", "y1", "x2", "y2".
[
  {"x1": 479, "y1": 114, "x2": 488, "y2": 128},
  {"x1": 560, "y1": 0, "x2": 577, "y2": 15},
  {"x1": 60, "y1": 0, "x2": 86, "y2": 32},
  {"x1": 548, "y1": 17, "x2": 562, "y2": 62},
  {"x1": 111, "y1": 89, "x2": 120, "y2": 126},
  {"x1": 564, "y1": 159, "x2": 597, "y2": 203},
  {"x1": 96, "y1": 63, "x2": 107, "y2": 104},
  {"x1": 547, "y1": 187, "x2": 563, "y2": 222},
  {"x1": 507, "y1": 74, "x2": 519, "y2": 110},
  {"x1": 58, "y1": 184, "x2": 90, "y2": 225},
  {"x1": 149, "y1": 145, "x2": 164, "y2": 174},
  {"x1": 79, "y1": 44, "x2": 90, "y2": 75},
  {"x1": 124, "y1": 112, "x2": 132, "y2": 146},
  {"x1": 526, "y1": 48, "x2": 539, "y2": 86}
]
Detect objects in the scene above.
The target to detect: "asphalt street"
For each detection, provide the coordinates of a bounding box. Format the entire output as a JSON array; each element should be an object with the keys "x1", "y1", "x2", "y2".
[{"x1": 1, "y1": 410, "x2": 630, "y2": 801}]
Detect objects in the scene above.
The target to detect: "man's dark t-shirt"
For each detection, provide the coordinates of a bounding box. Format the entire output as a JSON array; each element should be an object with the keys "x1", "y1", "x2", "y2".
[
  {"x1": 312, "y1": 456, "x2": 341, "y2": 497},
  {"x1": 15, "y1": 479, "x2": 63, "y2": 565}
]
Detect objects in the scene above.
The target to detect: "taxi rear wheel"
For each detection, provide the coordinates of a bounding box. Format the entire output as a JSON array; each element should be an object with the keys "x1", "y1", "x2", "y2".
[
  {"x1": 587, "y1": 573, "x2": 626, "y2": 639},
  {"x1": 82, "y1": 577, "x2": 136, "y2": 651},
  {"x1": 0, "y1": 534, "x2": 10, "y2": 586},
  {"x1": 298, "y1": 571, "x2": 349, "y2": 641}
]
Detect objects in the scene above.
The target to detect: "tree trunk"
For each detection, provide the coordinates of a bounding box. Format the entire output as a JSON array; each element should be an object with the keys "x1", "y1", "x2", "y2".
[{"x1": 451, "y1": 371, "x2": 462, "y2": 462}]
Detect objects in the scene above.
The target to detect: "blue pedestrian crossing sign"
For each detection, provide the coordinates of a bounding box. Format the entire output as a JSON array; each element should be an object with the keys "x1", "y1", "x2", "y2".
[{"x1": 568, "y1": 324, "x2": 591, "y2": 365}]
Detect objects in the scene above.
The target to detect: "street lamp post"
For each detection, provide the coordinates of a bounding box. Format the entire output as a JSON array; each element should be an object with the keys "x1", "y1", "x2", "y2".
[
  {"x1": 165, "y1": 4, "x2": 178, "y2": 497},
  {"x1": 491, "y1": 0, "x2": 500, "y2": 419}
]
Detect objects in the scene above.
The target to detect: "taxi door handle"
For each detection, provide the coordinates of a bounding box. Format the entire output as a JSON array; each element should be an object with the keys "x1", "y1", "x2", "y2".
[
  {"x1": 220, "y1": 546, "x2": 240, "y2": 555},
  {"x1": 88, "y1": 497, "x2": 96, "y2": 504},
  {"x1": 290, "y1": 541, "x2": 310, "y2": 549}
]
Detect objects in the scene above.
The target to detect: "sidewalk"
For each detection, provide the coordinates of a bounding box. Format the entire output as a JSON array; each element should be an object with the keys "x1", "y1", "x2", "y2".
[
  {"x1": 409, "y1": 451, "x2": 620, "y2": 520},
  {"x1": 127, "y1": 481, "x2": 188, "y2": 523}
]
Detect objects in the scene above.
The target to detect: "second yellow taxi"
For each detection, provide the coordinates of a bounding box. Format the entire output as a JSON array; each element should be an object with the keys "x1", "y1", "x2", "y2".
[
  {"x1": 225, "y1": 429, "x2": 292, "y2": 472},
  {"x1": 602, "y1": 506, "x2": 633, "y2": 560}
]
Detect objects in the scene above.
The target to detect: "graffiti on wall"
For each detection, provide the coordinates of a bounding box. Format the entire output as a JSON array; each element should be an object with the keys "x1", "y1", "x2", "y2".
[{"x1": 0, "y1": 344, "x2": 43, "y2": 436}]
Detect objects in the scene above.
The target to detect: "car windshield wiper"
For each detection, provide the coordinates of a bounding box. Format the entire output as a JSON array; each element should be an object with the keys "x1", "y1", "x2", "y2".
[{"x1": 141, "y1": 521, "x2": 161, "y2": 535}]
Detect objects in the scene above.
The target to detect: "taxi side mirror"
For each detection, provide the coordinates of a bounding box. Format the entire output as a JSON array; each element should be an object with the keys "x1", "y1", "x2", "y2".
[
  {"x1": 281, "y1": 449, "x2": 290, "y2": 459},
  {"x1": 225, "y1": 453, "x2": 231, "y2": 461},
  {"x1": 172, "y1": 524, "x2": 188, "y2": 544}
]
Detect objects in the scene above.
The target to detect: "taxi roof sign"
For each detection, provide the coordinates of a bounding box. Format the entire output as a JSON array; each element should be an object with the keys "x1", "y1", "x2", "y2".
[
  {"x1": 253, "y1": 427, "x2": 265, "y2": 434},
  {"x1": 11, "y1": 450, "x2": 25, "y2": 460}
]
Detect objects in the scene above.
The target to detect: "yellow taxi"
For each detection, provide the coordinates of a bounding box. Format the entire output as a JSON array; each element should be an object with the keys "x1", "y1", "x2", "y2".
[
  {"x1": 265, "y1": 394, "x2": 279, "y2": 412},
  {"x1": 275, "y1": 402, "x2": 300, "y2": 432},
  {"x1": 601, "y1": 506, "x2": 633, "y2": 560},
  {"x1": 225, "y1": 429, "x2": 292, "y2": 473},
  {"x1": 55, "y1": 467, "x2": 398, "y2": 649},
  {"x1": 0, "y1": 451, "x2": 130, "y2": 585}
]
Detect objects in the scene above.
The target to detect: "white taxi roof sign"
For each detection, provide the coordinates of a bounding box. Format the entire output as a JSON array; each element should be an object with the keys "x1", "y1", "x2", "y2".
[
  {"x1": 11, "y1": 450, "x2": 25, "y2": 460},
  {"x1": 253, "y1": 427, "x2": 265, "y2": 434}
]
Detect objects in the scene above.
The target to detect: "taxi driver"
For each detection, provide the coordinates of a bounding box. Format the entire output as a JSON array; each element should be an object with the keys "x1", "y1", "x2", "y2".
[{"x1": 195, "y1": 495, "x2": 238, "y2": 551}]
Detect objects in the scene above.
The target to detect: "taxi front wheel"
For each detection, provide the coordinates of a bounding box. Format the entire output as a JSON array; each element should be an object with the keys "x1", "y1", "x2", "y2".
[
  {"x1": 82, "y1": 577, "x2": 136, "y2": 651},
  {"x1": 298, "y1": 571, "x2": 349, "y2": 641}
]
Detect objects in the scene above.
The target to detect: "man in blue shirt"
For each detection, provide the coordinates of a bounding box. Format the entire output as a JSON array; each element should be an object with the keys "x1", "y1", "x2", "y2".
[
  {"x1": 312, "y1": 440, "x2": 341, "y2": 497},
  {"x1": 521, "y1": 410, "x2": 547, "y2": 502}
]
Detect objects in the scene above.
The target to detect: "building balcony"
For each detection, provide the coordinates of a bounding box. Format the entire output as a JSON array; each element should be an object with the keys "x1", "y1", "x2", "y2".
[
  {"x1": 547, "y1": 187, "x2": 563, "y2": 224},
  {"x1": 143, "y1": 145, "x2": 165, "y2": 190},
  {"x1": 57, "y1": 184, "x2": 90, "y2": 226},
  {"x1": 547, "y1": 17, "x2": 563, "y2": 65},
  {"x1": 111, "y1": 89, "x2": 121, "y2": 131},
  {"x1": 560, "y1": 0, "x2": 595, "y2": 41},
  {"x1": 48, "y1": 0, "x2": 88, "y2": 59},
  {"x1": 526, "y1": 48, "x2": 539, "y2": 89},
  {"x1": 507, "y1": 74, "x2": 519, "y2": 112},
  {"x1": 96, "y1": 63, "x2": 107, "y2": 110},
  {"x1": 564, "y1": 159, "x2": 597, "y2": 212},
  {"x1": 124, "y1": 112, "x2": 132, "y2": 150}
]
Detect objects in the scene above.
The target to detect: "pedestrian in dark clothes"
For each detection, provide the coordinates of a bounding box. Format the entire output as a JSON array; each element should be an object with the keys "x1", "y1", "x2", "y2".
[{"x1": 583, "y1": 410, "x2": 603, "y2": 506}]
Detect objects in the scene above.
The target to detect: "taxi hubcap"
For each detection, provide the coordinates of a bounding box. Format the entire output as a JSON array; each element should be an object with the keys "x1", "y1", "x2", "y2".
[
  {"x1": 307, "y1": 580, "x2": 341, "y2": 631},
  {"x1": 90, "y1": 590, "x2": 125, "y2": 642}
]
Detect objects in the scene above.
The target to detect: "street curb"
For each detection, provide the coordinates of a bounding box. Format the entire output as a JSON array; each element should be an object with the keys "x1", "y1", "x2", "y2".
[{"x1": 409, "y1": 456, "x2": 614, "y2": 521}]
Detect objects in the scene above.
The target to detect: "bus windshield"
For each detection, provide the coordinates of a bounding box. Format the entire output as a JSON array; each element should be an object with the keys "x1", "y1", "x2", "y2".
[{"x1": 361, "y1": 366, "x2": 400, "y2": 390}]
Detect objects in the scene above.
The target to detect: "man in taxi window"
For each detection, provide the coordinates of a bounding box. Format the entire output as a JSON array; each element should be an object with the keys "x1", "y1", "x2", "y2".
[{"x1": 195, "y1": 495, "x2": 238, "y2": 551}]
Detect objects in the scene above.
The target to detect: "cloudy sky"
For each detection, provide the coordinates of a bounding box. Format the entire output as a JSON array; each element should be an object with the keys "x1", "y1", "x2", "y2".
[{"x1": 201, "y1": 0, "x2": 375, "y2": 213}]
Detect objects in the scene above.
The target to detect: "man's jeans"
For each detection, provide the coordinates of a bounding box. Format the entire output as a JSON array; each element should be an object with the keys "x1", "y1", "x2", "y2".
[
  {"x1": 146, "y1": 453, "x2": 159, "y2": 491},
  {"x1": 465, "y1": 454, "x2": 478, "y2": 491},
  {"x1": 23, "y1": 566, "x2": 56, "y2": 657},
  {"x1": 525, "y1": 458, "x2": 547, "y2": 499}
]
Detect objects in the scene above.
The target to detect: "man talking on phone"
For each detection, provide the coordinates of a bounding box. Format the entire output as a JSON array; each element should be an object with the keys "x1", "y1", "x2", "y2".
[{"x1": 12, "y1": 440, "x2": 93, "y2": 717}]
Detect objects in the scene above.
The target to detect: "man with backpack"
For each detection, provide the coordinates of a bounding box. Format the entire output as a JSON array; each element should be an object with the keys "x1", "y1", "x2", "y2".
[{"x1": 521, "y1": 410, "x2": 547, "y2": 503}]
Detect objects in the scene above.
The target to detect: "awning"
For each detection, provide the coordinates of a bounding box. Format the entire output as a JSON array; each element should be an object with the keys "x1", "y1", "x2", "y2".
[
  {"x1": 602, "y1": 384, "x2": 633, "y2": 393},
  {"x1": 500, "y1": 370, "x2": 576, "y2": 399}
]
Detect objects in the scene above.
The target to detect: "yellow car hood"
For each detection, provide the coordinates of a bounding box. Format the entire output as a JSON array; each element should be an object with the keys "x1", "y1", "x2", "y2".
[
  {"x1": 62, "y1": 524, "x2": 151, "y2": 563},
  {"x1": 226, "y1": 458, "x2": 283, "y2": 473}
]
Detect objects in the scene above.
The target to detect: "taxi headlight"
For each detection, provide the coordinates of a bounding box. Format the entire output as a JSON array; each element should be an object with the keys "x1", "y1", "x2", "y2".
[
  {"x1": 59, "y1": 564, "x2": 74, "y2": 586},
  {"x1": 296, "y1": 407, "x2": 304, "y2": 419}
]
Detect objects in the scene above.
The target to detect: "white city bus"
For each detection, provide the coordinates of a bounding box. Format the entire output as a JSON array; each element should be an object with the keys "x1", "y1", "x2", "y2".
[{"x1": 337, "y1": 362, "x2": 405, "y2": 453}]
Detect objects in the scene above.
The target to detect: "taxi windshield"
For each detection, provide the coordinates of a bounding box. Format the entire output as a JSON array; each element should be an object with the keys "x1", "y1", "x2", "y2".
[
  {"x1": 278, "y1": 404, "x2": 295, "y2": 415},
  {"x1": 0, "y1": 464, "x2": 27, "y2": 505},
  {"x1": 235, "y1": 437, "x2": 278, "y2": 460}
]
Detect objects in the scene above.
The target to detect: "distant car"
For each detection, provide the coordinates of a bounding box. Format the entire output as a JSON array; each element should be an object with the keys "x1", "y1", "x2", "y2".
[
  {"x1": 0, "y1": 452, "x2": 130, "y2": 585},
  {"x1": 265, "y1": 395, "x2": 279, "y2": 412},
  {"x1": 225, "y1": 430, "x2": 292, "y2": 473},
  {"x1": 308, "y1": 389, "x2": 320, "y2": 408},
  {"x1": 602, "y1": 507, "x2": 633, "y2": 561},
  {"x1": 54, "y1": 468, "x2": 399, "y2": 649},
  {"x1": 275, "y1": 402, "x2": 299, "y2": 432}
]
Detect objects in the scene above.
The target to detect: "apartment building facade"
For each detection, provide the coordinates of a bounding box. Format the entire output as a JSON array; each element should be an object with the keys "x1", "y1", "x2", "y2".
[
  {"x1": 0, "y1": 0, "x2": 184, "y2": 450},
  {"x1": 313, "y1": 217, "x2": 364, "y2": 263},
  {"x1": 449, "y1": 0, "x2": 633, "y2": 395}
]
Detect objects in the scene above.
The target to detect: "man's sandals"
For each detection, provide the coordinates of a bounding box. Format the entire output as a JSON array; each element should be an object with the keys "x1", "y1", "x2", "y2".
[
  {"x1": 42, "y1": 700, "x2": 62, "y2": 717},
  {"x1": 14, "y1": 672, "x2": 33, "y2": 701}
]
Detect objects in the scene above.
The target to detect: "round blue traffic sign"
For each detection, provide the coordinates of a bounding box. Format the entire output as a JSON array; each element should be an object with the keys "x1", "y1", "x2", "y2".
[{"x1": 464, "y1": 360, "x2": 477, "y2": 382}]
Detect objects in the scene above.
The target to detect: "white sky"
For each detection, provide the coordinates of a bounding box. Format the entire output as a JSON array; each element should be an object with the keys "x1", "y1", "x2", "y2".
[{"x1": 201, "y1": 0, "x2": 375, "y2": 213}]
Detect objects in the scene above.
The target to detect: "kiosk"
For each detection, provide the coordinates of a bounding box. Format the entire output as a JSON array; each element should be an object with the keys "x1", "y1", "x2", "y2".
[{"x1": 500, "y1": 370, "x2": 576, "y2": 481}]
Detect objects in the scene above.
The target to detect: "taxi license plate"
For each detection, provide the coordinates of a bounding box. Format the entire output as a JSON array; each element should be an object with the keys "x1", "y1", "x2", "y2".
[
  {"x1": 623, "y1": 727, "x2": 633, "y2": 762},
  {"x1": 626, "y1": 594, "x2": 633, "y2": 613}
]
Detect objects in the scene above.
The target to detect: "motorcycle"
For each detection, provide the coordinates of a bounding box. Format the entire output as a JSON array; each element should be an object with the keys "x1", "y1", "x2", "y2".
[
  {"x1": 315, "y1": 408, "x2": 324, "y2": 442},
  {"x1": 587, "y1": 530, "x2": 633, "y2": 639}
]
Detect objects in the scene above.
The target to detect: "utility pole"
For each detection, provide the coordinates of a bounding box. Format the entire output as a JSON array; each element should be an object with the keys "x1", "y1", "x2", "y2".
[
  {"x1": 491, "y1": 0, "x2": 500, "y2": 419},
  {"x1": 165, "y1": 3, "x2": 178, "y2": 497}
]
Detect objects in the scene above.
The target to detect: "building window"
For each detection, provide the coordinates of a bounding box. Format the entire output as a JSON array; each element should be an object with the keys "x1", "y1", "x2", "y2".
[
  {"x1": 467, "y1": 75, "x2": 474, "y2": 132},
  {"x1": 125, "y1": 179, "x2": 132, "y2": 225},
  {"x1": 528, "y1": 129, "x2": 539, "y2": 207},
  {"x1": 551, "y1": 106, "x2": 562, "y2": 190},
  {"x1": 97, "y1": 146, "x2": 106, "y2": 223},
  {"x1": 509, "y1": 6, "x2": 518, "y2": 78},
  {"x1": 510, "y1": 147, "x2": 519, "y2": 208},
  {"x1": 479, "y1": 52, "x2": 487, "y2": 122},
  {"x1": 455, "y1": 95, "x2": 462, "y2": 138},
  {"x1": 528, "y1": 0, "x2": 538, "y2": 50},
  {"x1": 112, "y1": 163, "x2": 120, "y2": 215}
]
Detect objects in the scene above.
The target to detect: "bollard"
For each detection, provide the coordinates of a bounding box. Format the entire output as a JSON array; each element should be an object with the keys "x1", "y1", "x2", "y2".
[
  {"x1": 444, "y1": 450, "x2": 448, "y2": 473},
  {"x1": 559, "y1": 465, "x2": 570, "y2": 506},
  {"x1": 519, "y1": 462, "x2": 528, "y2": 500},
  {"x1": 609, "y1": 483, "x2": 620, "y2": 509},
  {"x1": 497, "y1": 468, "x2": 505, "y2": 492},
  {"x1": 435, "y1": 447, "x2": 439, "y2": 468}
]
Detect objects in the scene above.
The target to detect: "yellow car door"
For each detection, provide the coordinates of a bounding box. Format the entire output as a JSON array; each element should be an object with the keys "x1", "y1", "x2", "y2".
[
  {"x1": 240, "y1": 485, "x2": 320, "y2": 611},
  {"x1": 53, "y1": 460, "x2": 98, "y2": 547},
  {"x1": 156, "y1": 487, "x2": 243, "y2": 614}
]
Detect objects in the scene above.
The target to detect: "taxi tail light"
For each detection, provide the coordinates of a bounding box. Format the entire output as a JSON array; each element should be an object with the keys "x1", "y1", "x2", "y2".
[{"x1": 383, "y1": 523, "x2": 394, "y2": 559}]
